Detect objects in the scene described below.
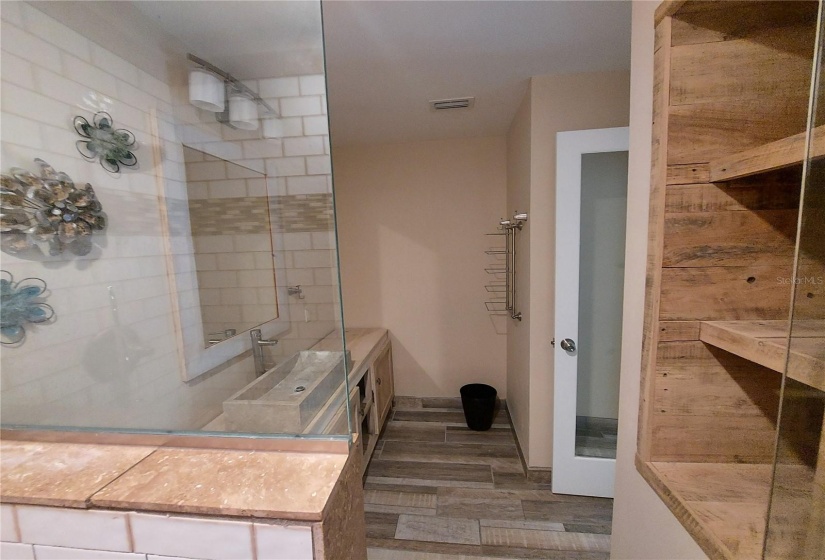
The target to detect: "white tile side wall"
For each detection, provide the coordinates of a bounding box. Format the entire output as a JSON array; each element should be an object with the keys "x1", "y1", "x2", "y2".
[
  {"x1": 0, "y1": 4, "x2": 342, "y2": 431},
  {"x1": 1, "y1": 504, "x2": 313, "y2": 560},
  {"x1": 0, "y1": 3, "x2": 239, "y2": 430}
]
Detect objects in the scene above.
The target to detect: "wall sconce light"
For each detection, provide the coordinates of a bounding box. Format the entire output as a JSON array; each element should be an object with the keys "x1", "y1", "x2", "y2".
[
  {"x1": 229, "y1": 92, "x2": 259, "y2": 130},
  {"x1": 188, "y1": 69, "x2": 225, "y2": 112},
  {"x1": 187, "y1": 53, "x2": 277, "y2": 131}
]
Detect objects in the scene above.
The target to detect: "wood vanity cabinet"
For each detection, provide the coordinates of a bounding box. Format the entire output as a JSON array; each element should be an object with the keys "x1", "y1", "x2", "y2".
[
  {"x1": 638, "y1": 2, "x2": 825, "y2": 559},
  {"x1": 314, "y1": 329, "x2": 394, "y2": 472},
  {"x1": 372, "y1": 343, "x2": 394, "y2": 428}
]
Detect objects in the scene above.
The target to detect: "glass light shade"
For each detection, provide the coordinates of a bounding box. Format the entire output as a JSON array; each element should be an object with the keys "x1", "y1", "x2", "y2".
[
  {"x1": 229, "y1": 93, "x2": 259, "y2": 130},
  {"x1": 188, "y1": 69, "x2": 225, "y2": 112}
]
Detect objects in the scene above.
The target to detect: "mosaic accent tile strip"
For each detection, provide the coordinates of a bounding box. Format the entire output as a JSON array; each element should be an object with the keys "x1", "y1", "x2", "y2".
[
  {"x1": 188, "y1": 197, "x2": 271, "y2": 236},
  {"x1": 270, "y1": 194, "x2": 334, "y2": 233},
  {"x1": 187, "y1": 194, "x2": 333, "y2": 236}
]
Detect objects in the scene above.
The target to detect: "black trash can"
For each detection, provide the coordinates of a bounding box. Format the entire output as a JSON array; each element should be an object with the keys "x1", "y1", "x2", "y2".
[{"x1": 460, "y1": 384, "x2": 497, "y2": 431}]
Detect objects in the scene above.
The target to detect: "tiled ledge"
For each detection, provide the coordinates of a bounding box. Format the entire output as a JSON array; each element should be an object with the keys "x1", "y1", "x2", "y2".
[{"x1": 0, "y1": 440, "x2": 349, "y2": 521}]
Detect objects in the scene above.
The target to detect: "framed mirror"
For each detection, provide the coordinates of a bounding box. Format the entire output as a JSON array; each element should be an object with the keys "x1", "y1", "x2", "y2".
[
  {"x1": 181, "y1": 145, "x2": 280, "y2": 348},
  {"x1": 156, "y1": 131, "x2": 289, "y2": 381}
]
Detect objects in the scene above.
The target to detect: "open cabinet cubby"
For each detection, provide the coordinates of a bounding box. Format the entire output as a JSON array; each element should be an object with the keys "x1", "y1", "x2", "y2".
[{"x1": 638, "y1": 2, "x2": 825, "y2": 559}]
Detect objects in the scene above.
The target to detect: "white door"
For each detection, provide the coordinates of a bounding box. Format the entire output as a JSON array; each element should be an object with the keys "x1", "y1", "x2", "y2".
[{"x1": 552, "y1": 127, "x2": 629, "y2": 498}]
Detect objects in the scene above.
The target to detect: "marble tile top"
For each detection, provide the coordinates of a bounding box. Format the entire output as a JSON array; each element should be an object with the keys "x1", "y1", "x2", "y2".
[
  {"x1": 0, "y1": 441, "x2": 156, "y2": 508},
  {"x1": 91, "y1": 447, "x2": 348, "y2": 521},
  {"x1": 1, "y1": 441, "x2": 350, "y2": 521}
]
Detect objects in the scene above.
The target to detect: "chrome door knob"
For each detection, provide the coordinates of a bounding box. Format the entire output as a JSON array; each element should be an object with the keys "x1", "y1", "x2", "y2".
[{"x1": 560, "y1": 338, "x2": 576, "y2": 352}]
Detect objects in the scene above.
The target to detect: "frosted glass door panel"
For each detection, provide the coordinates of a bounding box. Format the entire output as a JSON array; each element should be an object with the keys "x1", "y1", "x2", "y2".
[{"x1": 575, "y1": 151, "x2": 628, "y2": 459}]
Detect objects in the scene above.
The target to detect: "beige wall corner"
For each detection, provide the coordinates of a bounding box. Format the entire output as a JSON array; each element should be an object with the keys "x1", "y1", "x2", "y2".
[
  {"x1": 506, "y1": 87, "x2": 533, "y2": 462},
  {"x1": 333, "y1": 137, "x2": 508, "y2": 398},
  {"x1": 609, "y1": 1, "x2": 708, "y2": 558},
  {"x1": 514, "y1": 69, "x2": 631, "y2": 468}
]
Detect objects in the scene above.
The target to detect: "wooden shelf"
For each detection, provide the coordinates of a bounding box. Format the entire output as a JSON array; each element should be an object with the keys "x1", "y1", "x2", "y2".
[
  {"x1": 709, "y1": 126, "x2": 825, "y2": 182},
  {"x1": 637, "y1": 460, "x2": 770, "y2": 559},
  {"x1": 637, "y1": 459, "x2": 814, "y2": 560},
  {"x1": 699, "y1": 320, "x2": 825, "y2": 392}
]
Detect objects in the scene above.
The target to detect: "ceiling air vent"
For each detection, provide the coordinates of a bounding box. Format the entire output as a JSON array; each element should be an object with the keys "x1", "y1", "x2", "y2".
[{"x1": 429, "y1": 97, "x2": 475, "y2": 111}]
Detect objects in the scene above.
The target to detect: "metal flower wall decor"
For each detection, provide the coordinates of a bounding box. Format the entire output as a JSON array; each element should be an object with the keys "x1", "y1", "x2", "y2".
[
  {"x1": 0, "y1": 271, "x2": 54, "y2": 345},
  {"x1": 74, "y1": 111, "x2": 138, "y2": 173},
  {"x1": 1, "y1": 159, "x2": 107, "y2": 256}
]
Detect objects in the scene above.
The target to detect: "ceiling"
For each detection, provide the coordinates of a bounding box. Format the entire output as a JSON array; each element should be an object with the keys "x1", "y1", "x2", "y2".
[
  {"x1": 322, "y1": 1, "x2": 631, "y2": 147},
  {"x1": 131, "y1": 1, "x2": 324, "y2": 78},
  {"x1": 130, "y1": 1, "x2": 631, "y2": 147}
]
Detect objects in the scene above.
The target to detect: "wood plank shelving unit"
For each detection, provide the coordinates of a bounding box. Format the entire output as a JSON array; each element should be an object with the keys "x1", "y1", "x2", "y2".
[{"x1": 639, "y1": 2, "x2": 823, "y2": 559}]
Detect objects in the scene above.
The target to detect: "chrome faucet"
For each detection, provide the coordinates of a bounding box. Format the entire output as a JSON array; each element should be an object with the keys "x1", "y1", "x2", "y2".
[{"x1": 250, "y1": 328, "x2": 278, "y2": 377}]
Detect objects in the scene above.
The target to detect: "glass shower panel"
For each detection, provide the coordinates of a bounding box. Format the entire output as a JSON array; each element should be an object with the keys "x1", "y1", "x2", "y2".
[
  {"x1": 574, "y1": 151, "x2": 628, "y2": 459},
  {"x1": 0, "y1": 1, "x2": 349, "y2": 439},
  {"x1": 765, "y1": 7, "x2": 825, "y2": 556}
]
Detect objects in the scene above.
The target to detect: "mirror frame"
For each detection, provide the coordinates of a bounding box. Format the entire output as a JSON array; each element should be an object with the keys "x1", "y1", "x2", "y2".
[{"x1": 152, "y1": 113, "x2": 290, "y2": 381}]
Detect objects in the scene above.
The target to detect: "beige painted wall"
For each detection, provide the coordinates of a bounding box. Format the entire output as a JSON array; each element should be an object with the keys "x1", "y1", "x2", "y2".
[
  {"x1": 506, "y1": 88, "x2": 532, "y2": 456},
  {"x1": 333, "y1": 137, "x2": 508, "y2": 397},
  {"x1": 505, "y1": 70, "x2": 631, "y2": 466},
  {"x1": 609, "y1": 2, "x2": 708, "y2": 558}
]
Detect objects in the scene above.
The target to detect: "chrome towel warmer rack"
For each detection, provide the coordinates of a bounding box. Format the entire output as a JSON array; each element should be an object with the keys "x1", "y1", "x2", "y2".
[{"x1": 485, "y1": 212, "x2": 528, "y2": 321}]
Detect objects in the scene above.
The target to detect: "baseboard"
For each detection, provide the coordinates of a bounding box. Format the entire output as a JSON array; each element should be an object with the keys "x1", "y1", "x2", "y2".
[
  {"x1": 393, "y1": 396, "x2": 509, "y2": 413},
  {"x1": 503, "y1": 401, "x2": 553, "y2": 484}
]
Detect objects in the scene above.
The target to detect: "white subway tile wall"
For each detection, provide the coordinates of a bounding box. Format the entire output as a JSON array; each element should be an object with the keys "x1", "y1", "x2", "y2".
[
  {"x1": 0, "y1": 3, "x2": 343, "y2": 431},
  {"x1": 129, "y1": 513, "x2": 254, "y2": 560},
  {"x1": 1, "y1": 505, "x2": 18, "y2": 542},
  {"x1": 15, "y1": 506, "x2": 130, "y2": 552},
  {"x1": 0, "y1": 542, "x2": 35, "y2": 560},
  {"x1": 0, "y1": 505, "x2": 314, "y2": 560},
  {"x1": 255, "y1": 523, "x2": 315, "y2": 559}
]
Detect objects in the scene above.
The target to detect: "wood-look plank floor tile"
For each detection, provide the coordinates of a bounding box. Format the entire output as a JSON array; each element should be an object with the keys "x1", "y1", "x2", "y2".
[
  {"x1": 481, "y1": 526, "x2": 611, "y2": 553},
  {"x1": 480, "y1": 518, "x2": 566, "y2": 532},
  {"x1": 563, "y1": 522, "x2": 613, "y2": 535},
  {"x1": 437, "y1": 495, "x2": 524, "y2": 520},
  {"x1": 366, "y1": 503, "x2": 437, "y2": 516},
  {"x1": 522, "y1": 500, "x2": 613, "y2": 525},
  {"x1": 379, "y1": 453, "x2": 524, "y2": 473},
  {"x1": 446, "y1": 426, "x2": 517, "y2": 446},
  {"x1": 367, "y1": 548, "x2": 511, "y2": 560},
  {"x1": 438, "y1": 486, "x2": 589, "y2": 503},
  {"x1": 367, "y1": 459, "x2": 494, "y2": 484},
  {"x1": 393, "y1": 410, "x2": 474, "y2": 423},
  {"x1": 365, "y1": 512, "x2": 400, "y2": 539},
  {"x1": 364, "y1": 481, "x2": 439, "y2": 494},
  {"x1": 492, "y1": 471, "x2": 554, "y2": 491},
  {"x1": 368, "y1": 537, "x2": 484, "y2": 556},
  {"x1": 366, "y1": 488, "x2": 438, "y2": 509},
  {"x1": 367, "y1": 476, "x2": 495, "y2": 490},
  {"x1": 385, "y1": 440, "x2": 518, "y2": 458},
  {"x1": 383, "y1": 422, "x2": 447, "y2": 443},
  {"x1": 420, "y1": 397, "x2": 464, "y2": 409},
  {"x1": 395, "y1": 514, "x2": 481, "y2": 545},
  {"x1": 367, "y1": 548, "x2": 517, "y2": 560},
  {"x1": 481, "y1": 545, "x2": 611, "y2": 559}
]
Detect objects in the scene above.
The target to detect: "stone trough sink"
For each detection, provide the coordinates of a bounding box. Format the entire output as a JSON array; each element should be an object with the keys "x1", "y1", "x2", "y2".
[{"x1": 223, "y1": 350, "x2": 350, "y2": 433}]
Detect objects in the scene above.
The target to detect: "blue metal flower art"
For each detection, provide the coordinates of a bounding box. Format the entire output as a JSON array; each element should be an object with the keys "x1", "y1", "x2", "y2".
[
  {"x1": 0, "y1": 270, "x2": 54, "y2": 345},
  {"x1": 74, "y1": 111, "x2": 137, "y2": 173}
]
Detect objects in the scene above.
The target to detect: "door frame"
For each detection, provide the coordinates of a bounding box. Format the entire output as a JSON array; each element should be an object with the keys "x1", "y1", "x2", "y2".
[{"x1": 552, "y1": 126, "x2": 629, "y2": 498}]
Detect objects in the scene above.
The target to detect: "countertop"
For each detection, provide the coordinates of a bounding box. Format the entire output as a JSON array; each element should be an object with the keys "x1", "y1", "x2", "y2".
[{"x1": 0, "y1": 440, "x2": 349, "y2": 521}]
